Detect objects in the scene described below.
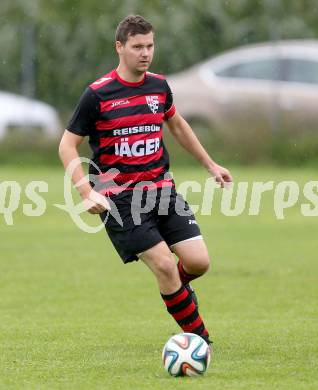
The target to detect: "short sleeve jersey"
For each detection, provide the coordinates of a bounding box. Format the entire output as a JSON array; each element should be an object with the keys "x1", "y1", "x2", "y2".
[{"x1": 67, "y1": 69, "x2": 176, "y2": 193}]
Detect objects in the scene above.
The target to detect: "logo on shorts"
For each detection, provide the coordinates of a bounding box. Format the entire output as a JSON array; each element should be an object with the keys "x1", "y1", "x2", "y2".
[
  {"x1": 146, "y1": 95, "x2": 159, "y2": 114},
  {"x1": 188, "y1": 220, "x2": 197, "y2": 225}
]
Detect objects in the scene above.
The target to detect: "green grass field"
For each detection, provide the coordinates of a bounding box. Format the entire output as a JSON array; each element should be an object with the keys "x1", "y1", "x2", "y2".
[{"x1": 0, "y1": 165, "x2": 317, "y2": 389}]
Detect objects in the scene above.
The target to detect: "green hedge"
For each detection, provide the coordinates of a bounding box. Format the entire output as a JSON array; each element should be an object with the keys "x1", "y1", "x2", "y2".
[{"x1": 1, "y1": 128, "x2": 318, "y2": 167}]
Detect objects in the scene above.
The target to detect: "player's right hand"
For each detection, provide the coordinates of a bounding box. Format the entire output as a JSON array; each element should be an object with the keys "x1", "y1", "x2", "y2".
[{"x1": 82, "y1": 189, "x2": 111, "y2": 214}]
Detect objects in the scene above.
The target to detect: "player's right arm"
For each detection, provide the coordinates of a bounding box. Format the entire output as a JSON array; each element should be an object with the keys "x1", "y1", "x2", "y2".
[
  {"x1": 59, "y1": 86, "x2": 110, "y2": 214},
  {"x1": 59, "y1": 130, "x2": 110, "y2": 214}
]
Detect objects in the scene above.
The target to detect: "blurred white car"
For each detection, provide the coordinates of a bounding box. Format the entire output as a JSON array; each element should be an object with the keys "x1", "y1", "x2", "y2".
[
  {"x1": 168, "y1": 40, "x2": 318, "y2": 135},
  {"x1": 0, "y1": 91, "x2": 61, "y2": 140}
]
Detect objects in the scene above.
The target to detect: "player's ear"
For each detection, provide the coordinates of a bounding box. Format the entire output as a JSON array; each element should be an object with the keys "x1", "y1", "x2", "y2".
[{"x1": 115, "y1": 41, "x2": 123, "y2": 55}]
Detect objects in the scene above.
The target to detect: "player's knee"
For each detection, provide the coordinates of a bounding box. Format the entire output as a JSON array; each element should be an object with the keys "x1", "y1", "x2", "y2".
[
  {"x1": 155, "y1": 256, "x2": 178, "y2": 281},
  {"x1": 197, "y1": 254, "x2": 210, "y2": 274},
  {"x1": 187, "y1": 254, "x2": 210, "y2": 275}
]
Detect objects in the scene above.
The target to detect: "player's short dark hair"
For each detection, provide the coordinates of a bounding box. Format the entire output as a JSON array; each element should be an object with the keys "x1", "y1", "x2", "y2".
[{"x1": 115, "y1": 15, "x2": 154, "y2": 44}]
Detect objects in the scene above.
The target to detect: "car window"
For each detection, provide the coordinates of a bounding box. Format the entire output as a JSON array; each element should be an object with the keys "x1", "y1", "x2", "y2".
[
  {"x1": 285, "y1": 58, "x2": 318, "y2": 84},
  {"x1": 215, "y1": 58, "x2": 282, "y2": 81}
]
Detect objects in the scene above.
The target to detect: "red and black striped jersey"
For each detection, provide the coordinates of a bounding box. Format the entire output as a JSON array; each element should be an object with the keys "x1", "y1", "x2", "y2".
[{"x1": 67, "y1": 69, "x2": 176, "y2": 194}]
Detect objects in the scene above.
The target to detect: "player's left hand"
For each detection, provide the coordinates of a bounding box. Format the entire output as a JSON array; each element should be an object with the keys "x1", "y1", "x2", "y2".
[{"x1": 208, "y1": 163, "x2": 233, "y2": 188}]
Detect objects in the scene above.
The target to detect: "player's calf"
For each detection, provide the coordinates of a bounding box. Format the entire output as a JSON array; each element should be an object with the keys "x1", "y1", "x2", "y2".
[{"x1": 161, "y1": 285, "x2": 210, "y2": 342}]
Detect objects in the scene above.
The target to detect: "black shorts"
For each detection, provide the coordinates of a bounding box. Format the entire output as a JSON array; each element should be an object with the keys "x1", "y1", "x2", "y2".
[{"x1": 99, "y1": 186, "x2": 201, "y2": 263}]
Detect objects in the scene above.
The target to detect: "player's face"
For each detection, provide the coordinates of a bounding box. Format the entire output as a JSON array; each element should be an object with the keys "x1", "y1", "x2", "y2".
[{"x1": 117, "y1": 32, "x2": 154, "y2": 75}]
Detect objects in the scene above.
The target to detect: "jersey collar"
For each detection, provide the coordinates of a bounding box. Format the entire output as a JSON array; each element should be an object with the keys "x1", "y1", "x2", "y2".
[{"x1": 114, "y1": 69, "x2": 146, "y2": 87}]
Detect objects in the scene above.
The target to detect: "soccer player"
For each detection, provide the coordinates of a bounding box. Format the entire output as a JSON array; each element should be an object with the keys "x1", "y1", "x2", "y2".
[{"x1": 59, "y1": 15, "x2": 232, "y2": 346}]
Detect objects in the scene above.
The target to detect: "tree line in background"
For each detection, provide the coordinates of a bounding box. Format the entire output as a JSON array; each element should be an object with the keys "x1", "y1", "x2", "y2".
[
  {"x1": 1, "y1": 0, "x2": 318, "y2": 116},
  {"x1": 1, "y1": 0, "x2": 318, "y2": 166}
]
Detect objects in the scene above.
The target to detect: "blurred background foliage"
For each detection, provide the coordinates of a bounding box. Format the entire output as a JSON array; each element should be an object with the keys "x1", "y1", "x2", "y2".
[{"x1": 1, "y1": 0, "x2": 318, "y2": 165}]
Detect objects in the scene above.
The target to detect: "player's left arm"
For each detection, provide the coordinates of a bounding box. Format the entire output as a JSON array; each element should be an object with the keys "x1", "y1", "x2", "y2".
[{"x1": 166, "y1": 111, "x2": 233, "y2": 187}]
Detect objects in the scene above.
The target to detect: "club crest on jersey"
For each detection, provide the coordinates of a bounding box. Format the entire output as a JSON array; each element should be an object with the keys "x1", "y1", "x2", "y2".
[{"x1": 146, "y1": 95, "x2": 159, "y2": 114}]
